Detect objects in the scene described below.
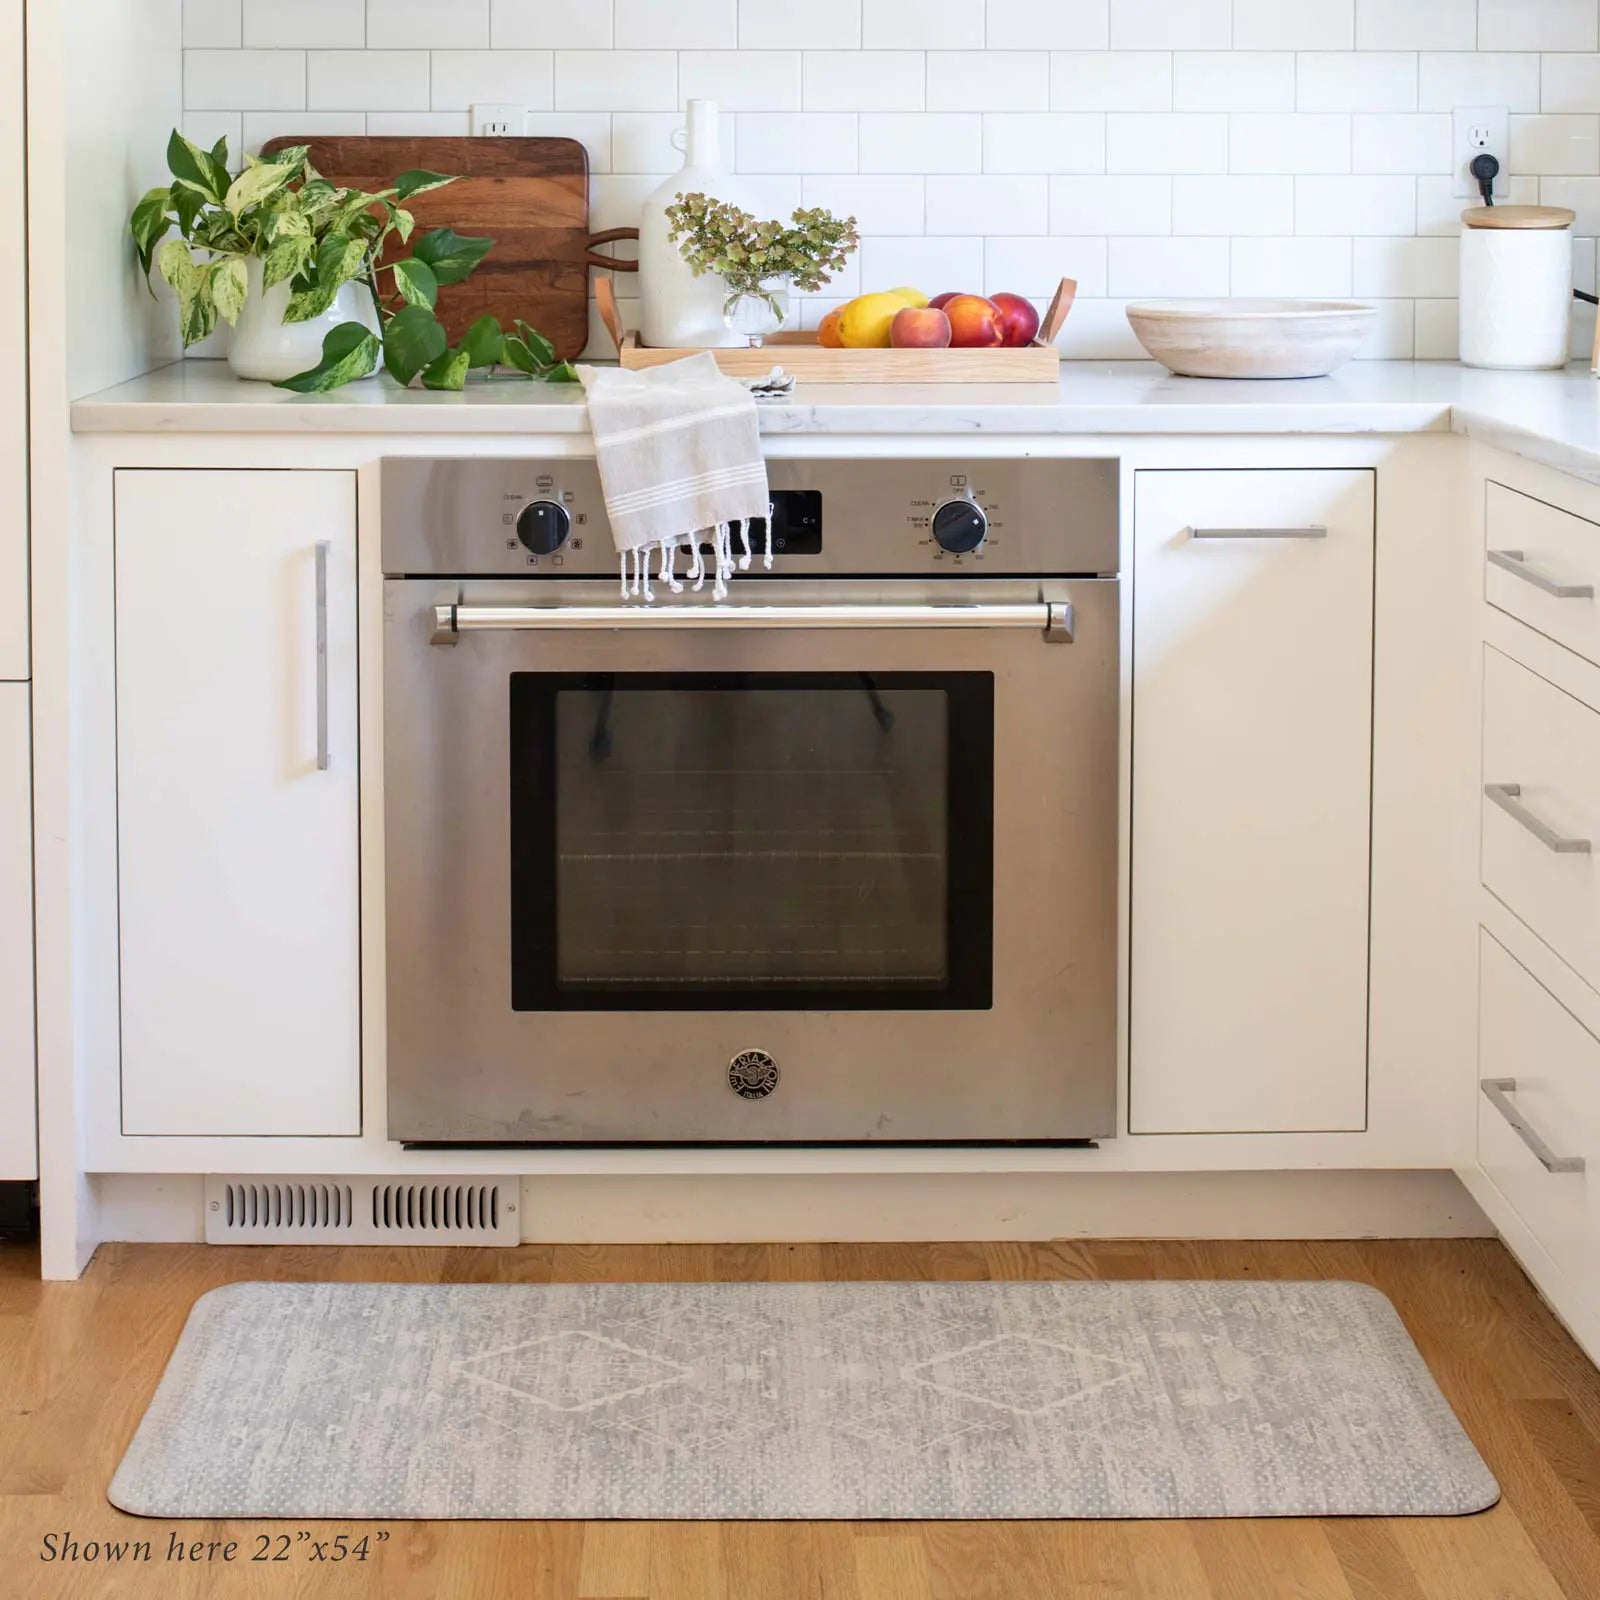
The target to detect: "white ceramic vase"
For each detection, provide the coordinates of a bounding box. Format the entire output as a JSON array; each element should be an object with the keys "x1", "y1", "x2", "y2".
[
  {"x1": 638, "y1": 100, "x2": 751, "y2": 349},
  {"x1": 227, "y1": 255, "x2": 384, "y2": 383}
]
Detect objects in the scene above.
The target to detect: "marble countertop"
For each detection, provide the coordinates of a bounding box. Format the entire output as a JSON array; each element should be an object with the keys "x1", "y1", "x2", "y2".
[{"x1": 68, "y1": 358, "x2": 1600, "y2": 484}]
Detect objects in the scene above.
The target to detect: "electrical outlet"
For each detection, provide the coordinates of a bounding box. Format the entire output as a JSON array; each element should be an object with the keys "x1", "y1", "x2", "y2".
[
  {"x1": 1454, "y1": 105, "x2": 1509, "y2": 199},
  {"x1": 472, "y1": 104, "x2": 524, "y2": 137}
]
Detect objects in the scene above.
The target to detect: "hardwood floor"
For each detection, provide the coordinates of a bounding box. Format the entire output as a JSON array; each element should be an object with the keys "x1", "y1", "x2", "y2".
[{"x1": 3, "y1": 1237, "x2": 1599, "y2": 1598}]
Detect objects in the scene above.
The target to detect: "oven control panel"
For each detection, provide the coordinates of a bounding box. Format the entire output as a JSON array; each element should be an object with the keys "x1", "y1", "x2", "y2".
[{"x1": 381, "y1": 456, "x2": 1118, "y2": 578}]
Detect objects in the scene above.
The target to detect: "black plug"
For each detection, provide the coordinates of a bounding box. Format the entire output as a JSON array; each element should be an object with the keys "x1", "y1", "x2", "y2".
[{"x1": 1471, "y1": 152, "x2": 1500, "y2": 206}]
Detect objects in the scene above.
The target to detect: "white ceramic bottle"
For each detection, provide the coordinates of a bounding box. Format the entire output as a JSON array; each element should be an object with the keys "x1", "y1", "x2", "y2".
[
  {"x1": 1459, "y1": 204, "x2": 1575, "y2": 370},
  {"x1": 638, "y1": 101, "x2": 747, "y2": 349}
]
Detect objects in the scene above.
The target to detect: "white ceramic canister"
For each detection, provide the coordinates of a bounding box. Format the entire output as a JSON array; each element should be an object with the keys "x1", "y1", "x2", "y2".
[
  {"x1": 637, "y1": 100, "x2": 750, "y2": 349},
  {"x1": 1460, "y1": 204, "x2": 1575, "y2": 370},
  {"x1": 229, "y1": 255, "x2": 384, "y2": 382}
]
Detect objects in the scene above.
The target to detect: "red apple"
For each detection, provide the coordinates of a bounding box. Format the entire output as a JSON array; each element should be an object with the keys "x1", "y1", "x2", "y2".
[
  {"x1": 928, "y1": 291, "x2": 961, "y2": 310},
  {"x1": 943, "y1": 293, "x2": 1005, "y2": 349},
  {"x1": 989, "y1": 290, "x2": 1041, "y2": 347},
  {"x1": 890, "y1": 306, "x2": 953, "y2": 348}
]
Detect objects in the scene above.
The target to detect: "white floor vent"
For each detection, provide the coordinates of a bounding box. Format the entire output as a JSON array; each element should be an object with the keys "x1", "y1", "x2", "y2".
[{"x1": 204, "y1": 1176, "x2": 520, "y2": 1246}]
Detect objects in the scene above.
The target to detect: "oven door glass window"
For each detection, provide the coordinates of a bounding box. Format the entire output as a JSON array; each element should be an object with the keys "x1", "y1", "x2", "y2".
[{"x1": 509, "y1": 672, "x2": 993, "y2": 1010}]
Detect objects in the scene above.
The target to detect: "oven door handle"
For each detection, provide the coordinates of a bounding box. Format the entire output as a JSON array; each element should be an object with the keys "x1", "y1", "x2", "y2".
[{"x1": 433, "y1": 600, "x2": 1076, "y2": 643}]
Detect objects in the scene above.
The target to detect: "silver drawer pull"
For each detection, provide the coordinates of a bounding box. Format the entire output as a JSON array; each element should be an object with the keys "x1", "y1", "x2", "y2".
[
  {"x1": 315, "y1": 540, "x2": 330, "y2": 772},
  {"x1": 1481, "y1": 1078, "x2": 1587, "y2": 1174},
  {"x1": 1190, "y1": 526, "x2": 1328, "y2": 541},
  {"x1": 1484, "y1": 782, "x2": 1592, "y2": 854},
  {"x1": 1487, "y1": 548, "x2": 1594, "y2": 599}
]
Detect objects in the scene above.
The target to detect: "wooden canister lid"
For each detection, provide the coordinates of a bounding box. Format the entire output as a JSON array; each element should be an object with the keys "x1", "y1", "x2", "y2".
[{"x1": 1462, "y1": 204, "x2": 1576, "y2": 229}]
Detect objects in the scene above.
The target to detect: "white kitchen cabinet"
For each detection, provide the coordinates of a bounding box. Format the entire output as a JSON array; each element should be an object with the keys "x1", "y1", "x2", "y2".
[
  {"x1": 0, "y1": 685, "x2": 33, "y2": 1178},
  {"x1": 1130, "y1": 468, "x2": 1375, "y2": 1135},
  {"x1": 114, "y1": 470, "x2": 360, "y2": 1136},
  {"x1": 0, "y1": 0, "x2": 26, "y2": 681}
]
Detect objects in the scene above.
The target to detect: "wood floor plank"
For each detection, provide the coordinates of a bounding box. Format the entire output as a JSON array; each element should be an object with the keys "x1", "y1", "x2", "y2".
[
  {"x1": 577, "y1": 1521, "x2": 653, "y2": 1597},
  {"x1": 1188, "y1": 1520, "x2": 1357, "y2": 1600},
  {"x1": 852, "y1": 1533, "x2": 934, "y2": 1600}
]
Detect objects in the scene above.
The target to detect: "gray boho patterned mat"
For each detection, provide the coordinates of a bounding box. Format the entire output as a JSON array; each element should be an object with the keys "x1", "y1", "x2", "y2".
[{"x1": 110, "y1": 1279, "x2": 1499, "y2": 1520}]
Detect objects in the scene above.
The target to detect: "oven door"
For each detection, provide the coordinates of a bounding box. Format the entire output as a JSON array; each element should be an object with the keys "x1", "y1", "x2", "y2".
[{"x1": 383, "y1": 579, "x2": 1118, "y2": 1144}]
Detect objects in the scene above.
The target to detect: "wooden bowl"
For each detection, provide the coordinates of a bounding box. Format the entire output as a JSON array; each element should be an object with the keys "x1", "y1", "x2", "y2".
[{"x1": 1125, "y1": 299, "x2": 1377, "y2": 379}]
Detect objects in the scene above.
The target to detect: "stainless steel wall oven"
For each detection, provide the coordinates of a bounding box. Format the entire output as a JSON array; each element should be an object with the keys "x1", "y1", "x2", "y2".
[{"x1": 383, "y1": 455, "x2": 1119, "y2": 1145}]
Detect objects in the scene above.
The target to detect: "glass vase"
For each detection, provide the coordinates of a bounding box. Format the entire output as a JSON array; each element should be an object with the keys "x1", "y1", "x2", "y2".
[{"x1": 721, "y1": 278, "x2": 792, "y2": 348}]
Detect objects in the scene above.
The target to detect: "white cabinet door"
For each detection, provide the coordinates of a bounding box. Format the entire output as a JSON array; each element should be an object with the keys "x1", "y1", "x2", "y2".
[
  {"x1": 0, "y1": 0, "x2": 25, "y2": 680},
  {"x1": 1131, "y1": 468, "x2": 1374, "y2": 1134},
  {"x1": 0, "y1": 685, "x2": 33, "y2": 1176},
  {"x1": 115, "y1": 470, "x2": 360, "y2": 1136}
]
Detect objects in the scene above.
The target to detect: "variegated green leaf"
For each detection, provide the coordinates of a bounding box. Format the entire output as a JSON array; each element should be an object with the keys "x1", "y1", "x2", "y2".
[
  {"x1": 261, "y1": 233, "x2": 314, "y2": 291},
  {"x1": 224, "y1": 158, "x2": 297, "y2": 218},
  {"x1": 392, "y1": 257, "x2": 438, "y2": 310},
  {"x1": 208, "y1": 257, "x2": 249, "y2": 326},
  {"x1": 277, "y1": 322, "x2": 381, "y2": 393},
  {"x1": 420, "y1": 346, "x2": 471, "y2": 391}
]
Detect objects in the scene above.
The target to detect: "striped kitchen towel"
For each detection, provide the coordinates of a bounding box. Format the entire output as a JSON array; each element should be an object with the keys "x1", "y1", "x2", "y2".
[{"x1": 579, "y1": 354, "x2": 772, "y2": 601}]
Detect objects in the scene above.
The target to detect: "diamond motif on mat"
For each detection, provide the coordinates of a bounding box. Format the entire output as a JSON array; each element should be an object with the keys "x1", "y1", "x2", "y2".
[
  {"x1": 601, "y1": 1302, "x2": 776, "y2": 1350},
  {"x1": 451, "y1": 1330, "x2": 690, "y2": 1413},
  {"x1": 598, "y1": 1395, "x2": 782, "y2": 1453},
  {"x1": 904, "y1": 1334, "x2": 1136, "y2": 1416}
]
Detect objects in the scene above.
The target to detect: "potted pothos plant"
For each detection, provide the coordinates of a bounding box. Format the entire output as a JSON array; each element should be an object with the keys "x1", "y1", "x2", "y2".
[{"x1": 131, "y1": 132, "x2": 577, "y2": 393}]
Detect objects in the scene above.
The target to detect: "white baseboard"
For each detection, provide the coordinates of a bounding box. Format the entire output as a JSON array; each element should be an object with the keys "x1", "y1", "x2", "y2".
[{"x1": 78, "y1": 1169, "x2": 1492, "y2": 1257}]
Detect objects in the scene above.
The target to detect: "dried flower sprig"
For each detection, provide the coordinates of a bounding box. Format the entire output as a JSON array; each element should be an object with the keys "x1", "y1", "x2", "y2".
[{"x1": 664, "y1": 193, "x2": 859, "y2": 296}]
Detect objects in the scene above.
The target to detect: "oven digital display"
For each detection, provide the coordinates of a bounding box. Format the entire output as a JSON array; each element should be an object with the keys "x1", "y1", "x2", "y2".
[{"x1": 708, "y1": 489, "x2": 821, "y2": 558}]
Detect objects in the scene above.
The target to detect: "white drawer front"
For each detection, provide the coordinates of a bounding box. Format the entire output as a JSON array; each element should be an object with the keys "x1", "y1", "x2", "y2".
[
  {"x1": 1482, "y1": 646, "x2": 1600, "y2": 990},
  {"x1": 1478, "y1": 931, "x2": 1600, "y2": 1285},
  {"x1": 1486, "y1": 481, "x2": 1600, "y2": 668}
]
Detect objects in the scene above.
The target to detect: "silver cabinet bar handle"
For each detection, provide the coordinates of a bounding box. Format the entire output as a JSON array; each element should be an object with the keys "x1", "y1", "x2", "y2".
[
  {"x1": 433, "y1": 601, "x2": 1073, "y2": 645},
  {"x1": 1484, "y1": 781, "x2": 1591, "y2": 854},
  {"x1": 315, "y1": 541, "x2": 330, "y2": 772},
  {"x1": 1190, "y1": 526, "x2": 1328, "y2": 540},
  {"x1": 1481, "y1": 1078, "x2": 1586, "y2": 1174},
  {"x1": 1487, "y1": 548, "x2": 1594, "y2": 599}
]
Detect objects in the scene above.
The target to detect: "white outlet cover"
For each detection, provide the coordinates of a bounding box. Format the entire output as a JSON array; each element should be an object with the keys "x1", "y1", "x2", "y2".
[
  {"x1": 1454, "y1": 105, "x2": 1509, "y2": 199},
  {"x1": 472, "y1": 103, "x2": 524, "y2": 137}
]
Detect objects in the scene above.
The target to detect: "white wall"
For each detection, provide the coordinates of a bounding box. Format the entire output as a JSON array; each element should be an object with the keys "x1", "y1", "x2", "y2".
[{"x1": 177, "y1": 0, "x2": 1600, "y2": 360}]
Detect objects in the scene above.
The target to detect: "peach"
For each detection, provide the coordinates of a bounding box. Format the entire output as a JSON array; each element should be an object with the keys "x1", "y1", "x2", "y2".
[
  {"x1": 990, "y1": 291, "x2": 1041, "y2": 347},
  {"x1": 942, "y1": 293, "x2": 1005, "y2": 349},
  {"x1": 817, "y1": 307, "x2": 845, "y2": 348},
  {"x1": 889, "y1": 306, "x2": 952, "y2": 348}
]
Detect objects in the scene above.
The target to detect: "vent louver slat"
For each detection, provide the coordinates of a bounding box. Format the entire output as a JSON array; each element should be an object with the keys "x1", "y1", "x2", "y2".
[{"x1": 204, "y1": 1176, "x2": 518, "y2": 1247}]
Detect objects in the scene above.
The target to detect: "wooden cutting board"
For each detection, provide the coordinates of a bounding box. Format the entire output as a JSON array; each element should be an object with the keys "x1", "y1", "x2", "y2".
[{"x1": 260, "y1": 135, "x2": 637, "y2": 360}]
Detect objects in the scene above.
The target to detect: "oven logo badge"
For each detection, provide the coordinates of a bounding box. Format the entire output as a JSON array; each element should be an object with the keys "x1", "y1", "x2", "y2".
[{"x1": 727, "y1": 1049, "x2": 780, "y2": 1100}]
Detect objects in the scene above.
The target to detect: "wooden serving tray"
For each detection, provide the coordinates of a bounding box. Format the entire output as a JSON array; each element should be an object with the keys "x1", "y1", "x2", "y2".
[{"x1": 594, "y1": 278, "x2": 1075, "y2": 383}]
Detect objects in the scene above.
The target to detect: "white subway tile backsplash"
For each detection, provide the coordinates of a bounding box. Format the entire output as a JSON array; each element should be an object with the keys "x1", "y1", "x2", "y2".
[
  {"x1": 1108, "y1": 112, "x2": 1227, "y2": 173},
  {"x1": 1512, "y1": 113, "x2": 1600, "y2": 173},
  {"x1": 1352, "y1": 114, "x2": 1451, "y2": 174},
  {"x1": 1108, "y1": 235, "x2": 1229, "y2": 296},
  {"x1": 926, "y1": 52, "x2": 1050, "y2": 111},
  {"x1": 862, "y1": 0, "x2": 984, "y2": 49},
  {"x1": 619, "y1": 0, "x2": 738, "y2": 49},
  {"x1": 556, "y1": 51, "x2": 676, "y2": 111},
  {"x1": 186, "y1": 0, "x2": 241, "y2": 49},
  {"x1": 1543, "y1": 55, "x2": 1600, "y2": 112},
  {"x1": 1050, "y1": 174, "x2": 1171, "y2": 233},
  {"x1": 740, "y1": 0, "x2": 861, "y2": 48},
  {"x1": 492, "y1": 0, "x2": 612, "y2": 48},
  {"x1": 1418, "y1": 53, "x2": 1540, "y2": 114},
  {"x1": 1108, "y1": 0, "x2": 1228, "y2": 51},
  {"x1": 1232, "y1": 0, "x2": 1354, "y2": 51},
  {"x1": 1230, "y1": 235, "x2": 1352, "y2": 296},
  {"x1": 1229, "y1": 114, "x2": 1351, "y2": 174},
  {"x1": 861, "y1": 113, "x2": 981, "y2": 172},
  {"x1": 1353, "y1": 236, "x2": 1459, "y2": 297},
  {"x1": 1172, "y1": 175, "x2": 1293, "y2": 235},
  {"x1": 1295, "y1": 54, "x2": 1417, "y2": 113},
  {"x1": 926, "y1": 174, "x2": 1049, "y2": 233},
  {"x1": 428, "y1": 50, "x2": 554, "y2": 110},
  {"x1": 988, "y1": 0, "x2": 1109, "y2": 50},
  {"x1": 1295, "y1": 175, "x2": 1417, "y2": 235},
  {"x1": 680, "y1": 51, "x2": 802, "y2": 109},
  {"x1": 985, "y1": 235, "x2": 1108, "y2": 295},
  {"x1": 981, "y1": 113, "x2": 1106, "y2": 174},
  {"x1": 802, "y1": 174, "x2": 925, "y2": 233},
  {"x1": 736, "y1": 113, "x2": 856, "y2": 172},
  {"x1": 244, "y1": 0, "x2": 362, "y2": 48},
  {"x1": 1050, "y1": 52, "x2": 1171, "y2": 112},
  {"x1": 1173, "y1": 54, "x2": 1293, "y2": 114},
  {"x1": 182, "y1": 0, "x2": 1600, "y2": 361},
  {"x1": 369, "y1": 0, "x2": 488, "y2": 48},
  {"x1": 186, "y1": 49, "x2": 306, "y2": 110},
  {"x1": 1480, "y1": 0, "x2": 1598, "y2": 52},
  {"x1": 803, "y1": 51, "x2": 924, "y2": 109},
  {"x1": 309, "y1": 51, "x2": 430, "y2": 111}
]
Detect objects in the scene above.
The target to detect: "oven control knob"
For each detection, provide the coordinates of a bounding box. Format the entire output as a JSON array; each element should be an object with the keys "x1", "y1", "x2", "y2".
[
  {"x1": 516, "y1": 499, "x2": 571, "y2": 556},
  {"x1": 931, "y1": 497, "x2": 988, "y2": 554}
]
